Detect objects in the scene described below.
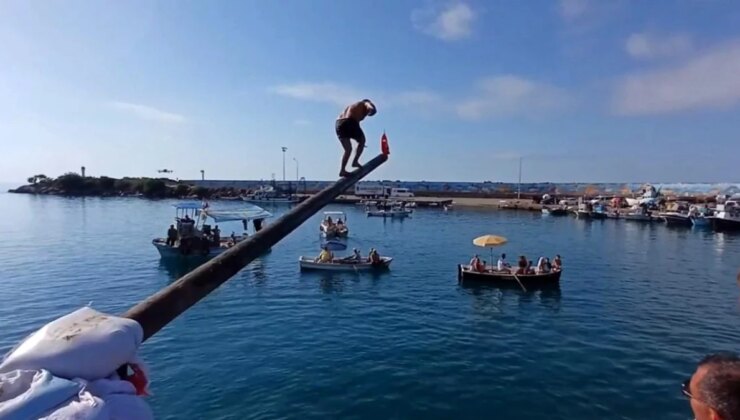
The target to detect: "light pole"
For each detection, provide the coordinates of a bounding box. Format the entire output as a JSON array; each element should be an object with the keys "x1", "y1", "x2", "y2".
[
  {"x1": 281, "y1": 146, "x2": 287, "y2": 182},
  {"x1": 293, "y1": 157, "x2": 299, "y2": 181},
  {"x1": 200, "y1": 169, "x2": 205, "y2": 181}
]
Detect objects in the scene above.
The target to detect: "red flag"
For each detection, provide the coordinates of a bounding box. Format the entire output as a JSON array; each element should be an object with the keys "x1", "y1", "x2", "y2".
[{"x1": 381, "y1": 132, "x2": 390, "y2": 155}]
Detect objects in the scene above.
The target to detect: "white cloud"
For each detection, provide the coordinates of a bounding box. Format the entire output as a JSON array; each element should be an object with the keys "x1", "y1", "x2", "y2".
[
  {"x1": 270, "y1": 82, "x2": 364, "y2": 106},
  {"x1": 613, "y1": 40, "x2": 740, "y2": 115},
  {"x1": 110, "y1": 101, "x2": 185, "y2": 124},
  {"x1": 411, "y1": 2, "x2": 476, "y2": 41},
  {"x1": 456, "y1": 75, "x2": 571, "y2": 119},
  {"x1": 625, "y1": 33, "x2": 693, "y2": 60},
  {"x1": 558, "y1": 0, "x2": 590, "y2": 20}
]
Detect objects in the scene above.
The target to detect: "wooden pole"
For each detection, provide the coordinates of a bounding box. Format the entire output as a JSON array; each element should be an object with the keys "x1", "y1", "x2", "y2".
[{"x1": 124, "y1": 154, "x2": 388, "y2": 341}]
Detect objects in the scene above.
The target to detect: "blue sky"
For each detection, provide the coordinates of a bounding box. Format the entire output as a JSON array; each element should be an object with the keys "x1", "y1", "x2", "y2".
[{"x1": 1, "y1": 0, "x2": 739, "y2": 184}]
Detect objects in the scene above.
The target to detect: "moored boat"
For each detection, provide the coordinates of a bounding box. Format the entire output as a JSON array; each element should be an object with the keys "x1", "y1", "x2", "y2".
[
  {"x1": 542, "y1": 206, "x2": 568, "y2": 216},
  {"x1": 152, "y1": 202, "x2": 271, "y2": 259},
  {"x1": 660, "y1": 212, "x2": 692, "y2": 227},
  {"x1": 457, "y1": 264, "x2": 562, "y2": 288},
  {"x1": 299, "y1": 256, "x2": 393, "y2": 271},
  {"x1": 242, "y1": 185, "x2": 300, "y2": 204},
  {"x1": 711, "y1": 200, "x2": 740, "y2": 231}
]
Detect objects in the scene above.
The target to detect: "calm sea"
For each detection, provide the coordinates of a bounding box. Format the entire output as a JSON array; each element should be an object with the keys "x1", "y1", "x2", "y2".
[{"x1": 0, "y1": 191, "x2": 738, "y2": 419}]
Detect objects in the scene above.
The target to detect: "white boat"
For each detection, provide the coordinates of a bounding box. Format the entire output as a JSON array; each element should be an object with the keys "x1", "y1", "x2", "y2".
[
  {"x1": 152, "y1": 202, "x2": 271, "y2": 259},
  {"x1": 625, "y1": 184, "x2": 661, "y2": 207},
  {"x1": 367, "y1": 208, "x2": 412, "y2": 218},
  {"x1": 711, "y1": 200, "x2": 740, "y2": 231},
  {"x1": 242, "y1": 185, "x2": 300, "y2": 204},
  {"x1": 320, "y1": 211, "x2": 349, "y2": 238},
  {"x1": 298, "y1": 256, "x2": 393, "y2": 271}
]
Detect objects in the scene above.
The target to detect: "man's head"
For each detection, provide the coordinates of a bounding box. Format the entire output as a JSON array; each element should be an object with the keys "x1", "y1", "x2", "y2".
[
  {"x1": 685, "y1": 353, "x2": 740, "y2": 420},
  {"x1": 501, "y1": 253, "x2": 506, "y2": 259},
  {"x1": 362, "y1": 99, "x2": 376, "y2": 116}
]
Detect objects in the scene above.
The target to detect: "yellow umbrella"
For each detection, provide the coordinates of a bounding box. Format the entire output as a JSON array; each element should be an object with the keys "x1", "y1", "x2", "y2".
[
  {"x1": 473, "y1": 235, "x2": 508, "y2": 247},
  {"x1": 472, "y1": 235, "x2": 508, "y2": 268}
]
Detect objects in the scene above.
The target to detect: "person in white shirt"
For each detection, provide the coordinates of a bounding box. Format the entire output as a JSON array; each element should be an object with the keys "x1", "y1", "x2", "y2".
[{"x1": 497, "y1": 253, "x2": 511, "y2": 273}]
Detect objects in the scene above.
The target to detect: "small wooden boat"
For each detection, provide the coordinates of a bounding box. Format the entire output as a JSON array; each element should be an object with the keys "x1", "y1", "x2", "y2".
[
  {"x1": 457, "y1": 264, "x2": 562, "y2": 288},
  {"x1": 299, "y1": 256, "x2": 393, "y2": 272}
]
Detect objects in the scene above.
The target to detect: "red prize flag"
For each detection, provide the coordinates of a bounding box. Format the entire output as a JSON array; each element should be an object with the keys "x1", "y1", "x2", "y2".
[{"x1": 381, "y1": 132, "x2": 390, "y2": 155}]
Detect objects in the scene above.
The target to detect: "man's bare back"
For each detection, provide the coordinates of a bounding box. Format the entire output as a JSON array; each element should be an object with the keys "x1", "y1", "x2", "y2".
[{"x1": 338, "y1": 101, "x2": 375, "y2": 122}]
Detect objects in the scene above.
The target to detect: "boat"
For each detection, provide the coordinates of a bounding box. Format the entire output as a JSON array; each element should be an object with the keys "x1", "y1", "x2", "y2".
[
  {"x1": 711, "y1": 200, "x2": 740, "y2": 231},
  {"x1": 542, "y1": 206, "x2": 568, "y2": 216},
  {"x1": 320, "y1": 211, "x2": 349, "y2": 238},
  {"x1": 625, "y1": 184, "x2": 661, "y2": 207},
  {"x1": 242, "y1": 185, "x2": 300, "y2": 204},
  {"x1": 457, "y1": 264, "x2": 562, "y2": 289},
  {"x1": 152, "y1": 202, "x2": 271, "y2": 259},
  {"x1": 660, "y1": 212, "x2": 692, "y2": 227},
  {"x1": 622, "y1": 206, "x2": 656, "y2": 222},
  {"x1": 689, "y1": 205, "x2": 713, "y2": 228},
  {"x1": 299, "y1": 256, "x2": 393, "y2": 271},
  {"x1": 367, "y1": 208, "x2": 412, "y2": 218}
]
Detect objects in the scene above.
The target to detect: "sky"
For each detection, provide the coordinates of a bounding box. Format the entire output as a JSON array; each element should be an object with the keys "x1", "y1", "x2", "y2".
[{"x1": 1, "y1": 0, "x2": 739, "y2": 184}]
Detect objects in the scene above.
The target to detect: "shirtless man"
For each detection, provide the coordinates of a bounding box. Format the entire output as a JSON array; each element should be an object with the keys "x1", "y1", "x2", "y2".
[{"x1": 335, "y1": 99, "x2": 376, "y2": 177}]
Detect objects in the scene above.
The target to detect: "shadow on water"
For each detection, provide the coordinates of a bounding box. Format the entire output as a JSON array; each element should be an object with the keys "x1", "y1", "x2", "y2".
[
  {"x1": 457, "y1": 280, "x2": 562, "y2": 313},
  {"x1": 157, "y1": 258, "x2": 209, "y2": 280},
  {"x1": 302, "y1": 270, "x2": 389, "y2": 295}
]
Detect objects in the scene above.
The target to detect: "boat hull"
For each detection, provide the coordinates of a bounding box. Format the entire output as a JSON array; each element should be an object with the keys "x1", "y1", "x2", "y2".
[
  {"x1": 622, "y1": 214, "x2": 655, "y2": 222},
  {"x1": 661, "y1": 214, "x2": 692, "y2": 227},
  {"x1": 457, "y1": 265, "x2": 561, "y2": 289},
  {"x1": 367, "y1": 210, "x2": 411, "y2": 218},
  {"x1": 299, "y1": 257, "x2": 393, "y2": 272},
  {"x1": 153, "y1": 238, "x2": 270, "y2": 259},
  {"x1": 711, "y1": 217, "x2": 740, "y2": 231},
  {"x1": 542, "y1": 207, "x2": 568, "y2": 216},
  {"x1": 690, "y1": 216, "x2": 711, "y2": 228}
]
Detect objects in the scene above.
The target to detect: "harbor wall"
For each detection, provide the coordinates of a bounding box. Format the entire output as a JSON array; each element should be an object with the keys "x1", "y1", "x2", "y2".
[{"x1": 184, "y1": 180, "x2": 740, "y2": 197}]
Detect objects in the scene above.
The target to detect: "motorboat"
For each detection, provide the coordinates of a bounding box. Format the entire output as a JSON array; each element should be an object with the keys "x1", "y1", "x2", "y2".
[
  {"x1": 242, "y1": 185, "x2": 300, "y2": 204},
  {"x1": 622, "y1": 206, "x2": 656, "y2": 222},
  {"x1": 711, "y1": 200, "x2": 740, "y2": 231},
  {"x1": 625, "y1": 184, "x2": 661, "y2": 207},
  {"x1": 299, "y1": 256, "x2": 393, "y2": 272},
  {"x1": 320, "y1": 211, "x2": 349, "y2": 238},
  {"x1": 457, "y1": 264, "x2": 561, "y2": 289},
  {"x1": 152, "y1": 202, "x2": 271, "y2": 259},
  {"x1": 542, "y1": 206, "x2": 568, "y2": 216},
  {"x1": 367, "y1": 208, "x2": 412, "y2": 218},
  {"x1": 660, "y1": 212, "x2": 692, "y2": 227}
]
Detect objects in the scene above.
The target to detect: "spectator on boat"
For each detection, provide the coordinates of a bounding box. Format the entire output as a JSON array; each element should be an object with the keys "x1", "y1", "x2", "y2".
[
  {"x1": 497, "y1": 253, "x2": 511, "y2": 272},
  {"x1": 369, "y1": 248, "x2": 381, "y2": 264},
  {"x1": 326, "y1": 216, "x2": 334, "y2": 227},
  {"x1": 470, "y1": 254, "x2": 481, "y2": 269},
  {"x1": 526, "y1": 260, "x2": 536, "y2": 275},
  {"x1": 253, "y1": 218, "x2": 263, "y2": 232},
  {"x1": 166, "y1": 225, "x2": 178, "y2": 247},
  {"x1": 316, "y1": 246, "x2": 334, "y2": 263},
  {"x1": 536, "y1": 257, "x2": 546, "y2": 274},
  {"x1": 480, "y1": 260, "x2": 487, "y2": 272},
  {"x1": 684, "y1": 352, "x2": 740, "y2": 420},
  {"x1": 553, "y1": 255, "x2": 562, "y2": 271},
  {"x1": 544, "y1": 258, "x2": 552, "y2": 273},
  {"x1": 213, "y1": 225, "x2": 221, "y2": 246}
]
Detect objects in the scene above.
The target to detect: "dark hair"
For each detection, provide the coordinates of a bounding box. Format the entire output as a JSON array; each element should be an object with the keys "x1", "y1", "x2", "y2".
[{"x1": 698, "y1": 353, "x2": 740, "y2": 420}]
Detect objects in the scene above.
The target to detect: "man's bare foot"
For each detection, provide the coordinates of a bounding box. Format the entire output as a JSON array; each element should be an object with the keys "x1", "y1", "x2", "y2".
[
  {"x1": 339, "y1": 170, "x2": 351, "y2": 177},
  {"x1": 351, "y1": 162, "x2": 362, "y2": 169}
]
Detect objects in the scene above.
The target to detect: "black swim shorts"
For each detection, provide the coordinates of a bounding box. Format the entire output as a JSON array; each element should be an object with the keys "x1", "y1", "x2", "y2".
[{"x1": 335, "y1": 118, "x2": 365, "y2": 142}]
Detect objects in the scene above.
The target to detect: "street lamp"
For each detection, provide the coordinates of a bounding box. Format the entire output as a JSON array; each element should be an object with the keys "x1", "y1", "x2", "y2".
[
  {"x1": 293, "y1": 157, "x2": 299, "y2": 181},
  {"x1": 200, "y1": 169, "x2": 205, "y2": 181},
  {"x1": 281, "y1": 147, "x2": 287, "y2": 182}
]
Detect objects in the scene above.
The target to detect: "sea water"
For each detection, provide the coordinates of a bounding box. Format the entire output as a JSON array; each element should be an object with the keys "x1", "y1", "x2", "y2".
[{"x1": 0, "y1": 191, "x2": 738, "y2": 419}]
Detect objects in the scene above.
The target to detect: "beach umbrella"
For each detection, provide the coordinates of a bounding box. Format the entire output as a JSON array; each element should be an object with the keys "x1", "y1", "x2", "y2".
[{"x1": 472, "y1": 235, "x2": 508, "y2": 265}]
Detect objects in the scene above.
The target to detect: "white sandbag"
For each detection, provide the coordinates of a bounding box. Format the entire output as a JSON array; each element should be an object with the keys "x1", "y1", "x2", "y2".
[
  {"x1": 39, "y1": 390, "x2": 108, "y2": 420},
  {"x1": 0, "y1": 369, "x2": 81, "y2": 420},
  {"x1": 0, "y1": 307, "x2": 143, "y2": 381}
]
